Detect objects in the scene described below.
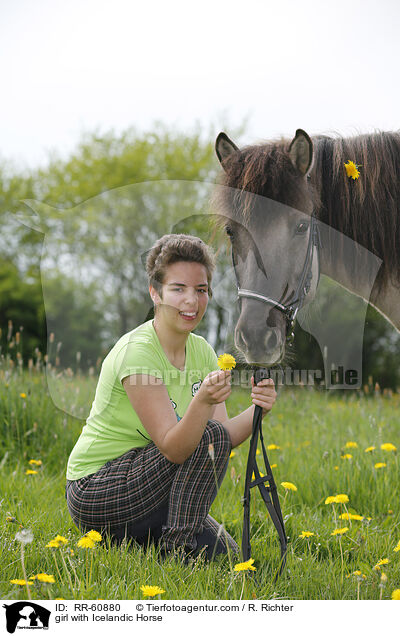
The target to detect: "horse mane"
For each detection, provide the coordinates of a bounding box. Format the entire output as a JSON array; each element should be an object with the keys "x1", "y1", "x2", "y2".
[
  {"x1": 217, "y1": 130, "x2": 400, "y2": 288},
  {"x1": 313, "y1": 131, "x2": 400, "y2": 287}
]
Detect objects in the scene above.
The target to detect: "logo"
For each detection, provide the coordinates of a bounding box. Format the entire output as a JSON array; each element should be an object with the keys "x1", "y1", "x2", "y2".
[
  {"x1": 191, "y1": 380, "x2": 202, "y2": 397},
  {"x1": 3, "y1": 602, "x2": 51, "y2": 633}
]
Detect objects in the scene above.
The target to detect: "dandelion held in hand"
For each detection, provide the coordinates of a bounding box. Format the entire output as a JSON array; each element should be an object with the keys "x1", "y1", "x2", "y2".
[{"x1": 217, "y1": 353, "x2": 236, "y2": 371}]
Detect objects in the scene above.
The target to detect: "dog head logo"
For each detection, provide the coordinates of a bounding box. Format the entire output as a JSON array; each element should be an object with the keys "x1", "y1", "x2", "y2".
[{"x1": 3, "y1": 602, "x2": 51, "y2": 633}]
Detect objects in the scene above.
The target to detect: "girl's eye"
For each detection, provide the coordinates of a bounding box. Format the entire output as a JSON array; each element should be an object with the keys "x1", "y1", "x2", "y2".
[
  {"x1": 296, "y1": 222, "x2": 309, "y2": 235},
  {"x1": 198, "y1": 289, "x2": 207, "y2": 293},
  {"x1": 172, "y1": 288, "x2": 183, "y2": 292}
]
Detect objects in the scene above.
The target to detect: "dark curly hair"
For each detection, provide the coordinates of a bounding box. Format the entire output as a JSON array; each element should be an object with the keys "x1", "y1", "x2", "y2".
[{"x1": 146, "y1": 234, "x2": 215, "y2": 299}]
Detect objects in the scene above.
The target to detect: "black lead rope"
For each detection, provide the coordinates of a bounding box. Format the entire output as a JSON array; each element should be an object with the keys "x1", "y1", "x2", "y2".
[{"x1": 241, "y1": 367, "x2": 287, "y2": 578}]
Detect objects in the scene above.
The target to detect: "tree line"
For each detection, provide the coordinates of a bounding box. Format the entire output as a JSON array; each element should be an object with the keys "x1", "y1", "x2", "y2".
[{"x1": 1, "y1": 124, "x2": 399, "y2": 388}]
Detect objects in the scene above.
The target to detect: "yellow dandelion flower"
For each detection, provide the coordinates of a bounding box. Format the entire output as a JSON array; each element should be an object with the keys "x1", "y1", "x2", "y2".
[
  {"x1": 256, "y1": 449, "x2": 261, "y2": 455},
  {"x1": 392, "y1": 589, "x2": 400, "y2": 600},
  {"x1": 251, "y1": 471, "x2": 264, "y2": 480},
  {"x1": 217, "y1": 353, "x2": 236, "y2": 370},
  {"x1": 381, "y1": 443, "x2": 397, "y2": 452},
  {"x1": 346, "y1": 570, "x2": 366, "y2": 578},
  {"x1": 339, "y1": 513, "x2": 364, "y2": 521},
  {"x1": 299, "y1": 531, "x2": 315, "y2": 538},
  {"x1": 380, "y1": 573, "x2": 388, "y2": 584},
  {"x1": 374, "y1": 462, "x2": 386, "y2": 469},
  {"x1": 30, "y1": 573, "x2": 55, "y2": 583},
  {"x1": 19, "y1": 393, "x2": 27, "y2": 398},
  {"x1": 365, "y1": 446, "x2": 375, "y2": 453},
  {"x1": 77, "y1": 536, "x2": 95, "y2": 548},
  {"x1": 28, "y1": 459, "x2": 42, "y2": 466},
  {"x1": 140, "y1": 585, "x2": 166, "y2": 597},
  {"x1": 344, "y1": 160, "x2": 360, "y2": 180},
  {"x1": 345, "y1": 441, "x2": 358, "y2": 448},
  {"x1": 281, "y1": 481, "x2": 297, "y2": 491},
  {"x1": 271, "y1": 463, "x2": 277, "y2": 468},
  {"x1": 331, "y1": 527, "x2": 349, "y2": 536},
  {"x1": 393, "y1": 540, "x2": 400, "y2": 552},
  {"x1": 10, "y1": 579, "x2": 33, "y2": 586},
  {"x1": 374, "y1": 558, "x2": 389, "y2": 570},
  {"x1": 234, "y1": 558, "x2": 256, "y2": 572},
  {"x1": 334, "y1": 466, "x2": 339, "y2": 470},
  {"x1": 267, "y1": 444, "x2": 280, "y2": 450},
  {"x1": 341, "y1": 454, "x2": 353, "y2": 460},
  {"x1": 229, "y1": 450, "x2": 236, "y2": 458},
  {"x1": 25, "y1": 469, "x2": 38, "y2": 475},
  {"x1": 85, "y1": 530, "x2": 102, "y2": 542},
  {"x1": 46, "y1": 534, "x2": 68, "y2": 548},
  {"x1": 335, "y1": 494, "x2": 349, "y2": 503},
  {"x1": 325, "y1": 496, "x2": 336, "y2": 504}
]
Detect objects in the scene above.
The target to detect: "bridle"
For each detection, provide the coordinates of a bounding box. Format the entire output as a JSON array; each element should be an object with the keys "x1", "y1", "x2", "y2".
[
  {"x1": 231, "y1": 212, "x2": 321, "y2": 576},
  {"x1": 235, "y1": 213, "x2": 321, "y2": 345}
]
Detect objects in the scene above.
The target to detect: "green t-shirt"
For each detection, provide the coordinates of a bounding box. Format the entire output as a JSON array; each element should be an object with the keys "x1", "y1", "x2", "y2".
[{"x1": 66, "y1": 320, "x2": 220, "y2": 480}]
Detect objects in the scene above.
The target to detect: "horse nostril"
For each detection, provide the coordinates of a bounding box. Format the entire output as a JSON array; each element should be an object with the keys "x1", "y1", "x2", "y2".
[{"x1": 235, "y1": 327, "x2": 248, "y2": 350}]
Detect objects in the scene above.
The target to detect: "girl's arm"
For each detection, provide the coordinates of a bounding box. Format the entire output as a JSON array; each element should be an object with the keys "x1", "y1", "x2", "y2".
[{"x1": 123, "y1": 369, "x2": 231, "y2": 464}]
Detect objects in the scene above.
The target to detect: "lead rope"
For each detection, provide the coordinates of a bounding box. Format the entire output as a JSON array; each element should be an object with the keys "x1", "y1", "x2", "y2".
[{"x1": 241, "y1": 367, "x2": 287, "y2": 580}]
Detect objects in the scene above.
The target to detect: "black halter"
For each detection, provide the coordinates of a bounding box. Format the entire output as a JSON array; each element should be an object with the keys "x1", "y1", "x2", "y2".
[
  {"x1": 236, "y1": 213, "x2": 321, "y2": 345},
  {"x1": 232, "y1": 213, "x2": 321, "y2": 575}
]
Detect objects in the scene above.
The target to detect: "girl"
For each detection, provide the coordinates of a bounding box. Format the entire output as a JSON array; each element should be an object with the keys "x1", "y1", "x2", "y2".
[{"x1": 66, "y1": 233, "x2": 277, "y2": 561}]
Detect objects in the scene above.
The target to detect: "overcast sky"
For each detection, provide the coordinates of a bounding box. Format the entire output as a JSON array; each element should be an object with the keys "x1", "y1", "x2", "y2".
[{"x1": 1, "y1": 0, "x2": 399, "y2": 170}]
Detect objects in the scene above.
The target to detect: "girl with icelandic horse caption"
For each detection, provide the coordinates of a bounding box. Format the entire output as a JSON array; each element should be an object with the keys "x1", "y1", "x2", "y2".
[{"x1": 66, "y1": 234, "x2": 277, "y2": 561}]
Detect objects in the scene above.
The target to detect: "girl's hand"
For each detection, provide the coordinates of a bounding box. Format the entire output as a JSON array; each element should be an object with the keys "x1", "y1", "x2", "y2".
[
  {"x1": 196, "y1": 370, "x2": 231, "y2": 406},
  {"x1": 251, "y1": 376, "x2": 277, "y2": 417}
]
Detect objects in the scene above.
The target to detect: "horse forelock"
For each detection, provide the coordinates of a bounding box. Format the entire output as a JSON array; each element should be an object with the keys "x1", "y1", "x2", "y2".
[
  {"x1": 314, "y1": 130, "x2": 400, "y2": 288},
  {"x1": 216, "y1": 139, "x2": 318, "y2": 225}
]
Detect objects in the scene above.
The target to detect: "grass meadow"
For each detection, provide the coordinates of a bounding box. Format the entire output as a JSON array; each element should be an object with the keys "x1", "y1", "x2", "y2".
[{"x1": 1, "y1": 351, "x2": 400, "y2": 601}]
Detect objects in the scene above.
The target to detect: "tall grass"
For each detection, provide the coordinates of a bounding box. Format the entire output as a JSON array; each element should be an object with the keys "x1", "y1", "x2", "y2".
[{"x1": 1, "y1": 329, "x2": 399, "y2": 600}]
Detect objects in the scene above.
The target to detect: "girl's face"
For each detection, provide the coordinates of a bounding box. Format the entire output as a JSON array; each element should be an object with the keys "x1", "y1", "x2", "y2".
[{"x1": 150, "y1": 261, "x2": 210, "y2": 333}]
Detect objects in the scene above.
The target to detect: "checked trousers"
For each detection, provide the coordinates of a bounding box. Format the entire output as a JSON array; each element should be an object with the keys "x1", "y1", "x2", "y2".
[{"x1": 65, "y1": 419, "x2": 239, "y2": 559}]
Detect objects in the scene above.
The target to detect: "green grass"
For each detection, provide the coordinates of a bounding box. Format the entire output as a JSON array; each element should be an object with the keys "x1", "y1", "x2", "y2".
[{"x1": 1, "y1": 366, "x2": 399, "y2": 600}]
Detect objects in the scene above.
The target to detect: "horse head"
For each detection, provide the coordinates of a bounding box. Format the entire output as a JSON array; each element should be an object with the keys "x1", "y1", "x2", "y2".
[{"x1": 214, "y1": 130, "x2": 320, "y2": 365}]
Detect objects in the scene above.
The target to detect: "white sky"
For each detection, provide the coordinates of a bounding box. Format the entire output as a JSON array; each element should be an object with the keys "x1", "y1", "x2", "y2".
[{"x1": 1, "y1": 0, "x2": 400, "y2": 170}]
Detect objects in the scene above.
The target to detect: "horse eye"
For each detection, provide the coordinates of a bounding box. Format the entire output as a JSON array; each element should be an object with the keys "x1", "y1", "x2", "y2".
[
  {"x1": 226, "y1": 226, "x2": 235, "y2": 240},
  {"x1": 296, "y1": 222, "x2": 309, "y2": 234}
]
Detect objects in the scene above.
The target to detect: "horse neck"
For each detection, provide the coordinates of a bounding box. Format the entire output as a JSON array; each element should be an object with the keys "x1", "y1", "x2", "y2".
[{"x1": 317, "y1": 221, "x2": 382, "y2": 303}]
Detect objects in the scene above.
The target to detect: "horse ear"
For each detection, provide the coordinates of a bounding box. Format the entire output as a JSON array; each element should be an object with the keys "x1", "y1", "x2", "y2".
[
  {"x1": 215, "y1": 132, "x2": 240, "y2": 168},
  {"x1": 289, "y1": 129, "x2": 313, "y2": 175}
]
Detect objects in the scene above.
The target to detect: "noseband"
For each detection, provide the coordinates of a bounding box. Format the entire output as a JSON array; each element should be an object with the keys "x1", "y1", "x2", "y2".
[{"x1": 235, "y1": 213, "x2": 321, "y2": 345}]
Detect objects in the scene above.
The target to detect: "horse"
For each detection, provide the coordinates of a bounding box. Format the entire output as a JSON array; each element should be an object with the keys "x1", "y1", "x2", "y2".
[{"x1": 214, "y1": 129, "x2": 400, "y2": 366}]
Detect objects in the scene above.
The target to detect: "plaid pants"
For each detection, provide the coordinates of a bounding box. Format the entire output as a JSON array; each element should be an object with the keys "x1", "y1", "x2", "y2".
[{"x1": 66, "y1": 419, "x2": 239, "y2": 558}]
